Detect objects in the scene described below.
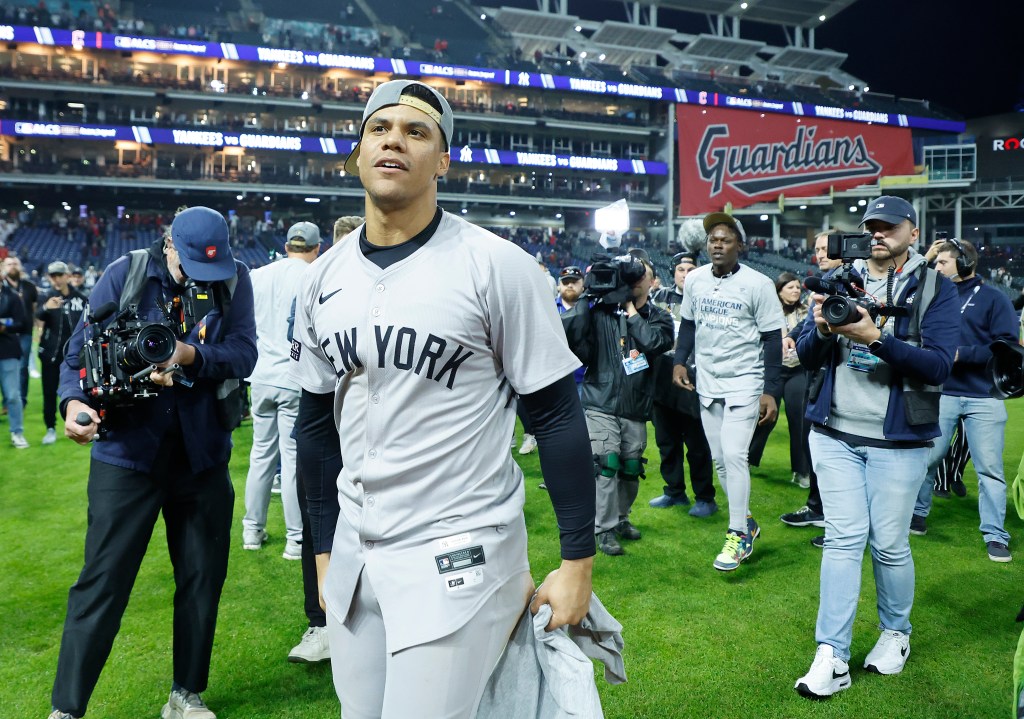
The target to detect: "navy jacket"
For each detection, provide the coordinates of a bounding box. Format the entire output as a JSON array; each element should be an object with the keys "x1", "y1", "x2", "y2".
[
  {"x1": 796, "y1": 264, "x2": 959, "y2": 442},
  {"x1": 59, "y1": 248, "x2": 257, "y2": 473},
  {"x1": 943, "y1": 276, "x2": 1020, "y2": 398},
  {"x1": 0, "y1": 283, "x2": 29, "y2": 360}
]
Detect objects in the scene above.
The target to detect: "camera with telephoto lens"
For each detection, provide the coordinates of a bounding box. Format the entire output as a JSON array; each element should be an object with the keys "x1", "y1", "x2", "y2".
[
  {"x1": 584, "y1": 252, "x2": 647, "y2": 305},
  {"x1": 826, "y1": 232, "x2": 874, "y2": 262},
  {"x1": 78, "y1": 303, "x2": 177, "y2": 408}
]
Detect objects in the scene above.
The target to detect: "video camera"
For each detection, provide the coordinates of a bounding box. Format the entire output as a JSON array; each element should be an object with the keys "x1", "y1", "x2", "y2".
[
  {"x1": 78, "y1": 302, "x2": 178, "y2": 412},
  {"x1": 583, "y1": 252, "x2": 647, "y2": 306},
  {"x1": 805, "y1": 232, "x2": 906, "y2": 327}
]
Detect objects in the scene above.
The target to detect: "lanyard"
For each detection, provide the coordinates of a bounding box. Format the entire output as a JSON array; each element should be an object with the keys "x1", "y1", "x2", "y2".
[{"x1": 960, "y1": 285, "x2": 980, "y2": 315}]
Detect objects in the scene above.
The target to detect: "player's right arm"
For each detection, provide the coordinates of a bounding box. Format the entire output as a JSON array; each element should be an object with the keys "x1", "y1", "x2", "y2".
[
  {"x1": 290, "y1": 271, "x2": 344, "y2": 609},
  {"x1": 296, "y1": 388, "x2": 341, "y2": 610}
]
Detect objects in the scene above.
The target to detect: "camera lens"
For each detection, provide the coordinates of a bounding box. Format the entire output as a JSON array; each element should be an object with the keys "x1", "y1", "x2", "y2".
[
  {"x1": 135, "y1": 324, "x2": 176, "y2": 365},
  {"x1": 820, "y1": 296, "x2": 860, "y2": 326}
]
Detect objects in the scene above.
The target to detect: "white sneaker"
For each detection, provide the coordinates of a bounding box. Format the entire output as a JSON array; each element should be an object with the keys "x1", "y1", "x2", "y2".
[
  {"x1": 42, "y1": 428, "x2": 57, "y2": 445},
  {"x1": 11, "y1": 432, "x2": 29, "y2": 449},
  {"x1": 271, "y1": 473, "x2": 282, "y2": 495},
  {"x1": 242, "y1": 528, "x2": 267, "y2": 550},
  {"x1": 517, "y1": 433, "x2": 537, "y2": 455},
  {"x1": 161, "y1": 688, "x2": 216, "y2": 719},
  {"x1": 792, "y1": 472, "x2": 810, "y2": 489},
  {"x1": 794, "y1": 644, "x2": 851, "y2": 699},
  {"x1": 282, "y1": 538, "x2": 302, "y2": 560},
  {"x1": 864, "y1": 629, "x2": 910, "y2": 674},
  {"x1": 288, "y1": 626, "x2": 330, "y2": 663}
]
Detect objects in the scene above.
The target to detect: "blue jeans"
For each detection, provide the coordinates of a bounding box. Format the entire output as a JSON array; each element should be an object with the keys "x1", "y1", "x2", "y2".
[
  {"x1": 914, "y1": 395, "x2": 1010, "y2": 545},
  {"x1": 810, "y1": 431, "x2": 929, "y2": 661},
  {"x1": 0, "y1": 357, "x2": 25, "y2": 434}
]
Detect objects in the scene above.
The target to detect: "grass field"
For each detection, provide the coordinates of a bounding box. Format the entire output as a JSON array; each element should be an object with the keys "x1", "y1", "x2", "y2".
[{"x1": 1, "y1": 379, "x2": 1022, "y2": 719}]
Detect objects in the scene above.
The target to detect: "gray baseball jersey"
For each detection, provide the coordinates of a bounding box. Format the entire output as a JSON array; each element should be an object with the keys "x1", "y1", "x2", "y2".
[
  {"x1": 290, "y1": 211, "x2": 580, "y2": 652},
  {"x1": 682, "y1": 264, "x2": 785, "y2": 399},
  {"x1": 247, "y1": 257, "x2": 308, "y2": 390}
]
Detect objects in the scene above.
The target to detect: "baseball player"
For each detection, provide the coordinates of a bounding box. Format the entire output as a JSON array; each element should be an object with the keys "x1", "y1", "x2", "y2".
[
  {"x1": 673, "y1": 212, "x2": 784, "y2": 571},
  {"x1": 290, "y1": 79, "x2": 595, "y2": 719}
]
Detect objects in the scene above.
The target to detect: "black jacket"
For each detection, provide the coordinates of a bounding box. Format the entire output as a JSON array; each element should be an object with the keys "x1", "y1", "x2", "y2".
[
  {"x1": 562, "y1": 298, "x2": 674, "y2": 422},
  {"x1": 0, "y1": 283, "x2": 29, "y2": 360},
  {"x1": 36, "y1": 285, "x2": 89, "y2": 364},
  {"x1": 650, "y1": 286, "x2": 700, "y2": 416}
]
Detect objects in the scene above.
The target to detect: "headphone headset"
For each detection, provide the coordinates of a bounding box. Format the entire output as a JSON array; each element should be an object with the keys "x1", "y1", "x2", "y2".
[{"x1": 947, "y1": 237, "x2": 976, "y2": 278}]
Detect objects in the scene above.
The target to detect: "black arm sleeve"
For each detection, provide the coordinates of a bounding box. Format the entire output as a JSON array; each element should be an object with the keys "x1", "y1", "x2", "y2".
[
  {"x1": 673, "y1": 318, "x2": 696, "y2": 366},
  {"x1": 520, "y1": 373, "x2": 596, "y2": 560},
  {"x1": 295, "y1": 389, "x2": 342, "y2": 554},
  {"x1": 761, "y1": 330, "x2": 783, "y2": 397}
]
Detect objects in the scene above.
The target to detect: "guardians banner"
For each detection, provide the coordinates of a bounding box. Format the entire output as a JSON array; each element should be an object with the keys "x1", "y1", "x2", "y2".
[{"x1": 677, "y1": 105, "x2": 914, "y2": 215}]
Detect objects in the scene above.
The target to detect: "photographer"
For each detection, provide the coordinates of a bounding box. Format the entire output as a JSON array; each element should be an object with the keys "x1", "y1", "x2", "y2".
[
  {"x1": 49, "y1": 207, "x2": 257, "y2": 719},
  {"x1": 36, "y1": 261, "x2": 88, "y2": 446},
  {"x1": 0, "y1": 263, "x2": 29, "y2": 448},
  {"x1": 562, "y1": 255, "x2": 674, "y2": 556},
  {"x1": 909, "y1": 239, "x2": 1019, "y2": 561},
  {"x1": 793, "y1": 196, "x2": 958, "y2": 699}
]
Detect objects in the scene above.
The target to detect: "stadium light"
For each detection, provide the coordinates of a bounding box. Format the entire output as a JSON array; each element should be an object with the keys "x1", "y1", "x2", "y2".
[
  {"x1": 863, "y1": 86, "x2": 870, "y2": 92},
  {"x1": 799, "y1": 205, "x2": 807, "y2": 210},
  {"x1": 304, "y1": 197, "x2": 320, "y2": 203},
  {"x1": 556, "y1": 213, "x2": 563, "y2": 219},
  {"x1": 509, "y1": 211, "x2": 516, "y2": 217},
  {"x1": 599, "y1": 53, "x2": 606, "y2": 61},
  {"x1": 858, "y1": 199, "x2": 867, "y2": 206},
  {"x1": 740, "y1": 2, "x2": 748, "y2": 8},
  {"x1": 579, "y1": 51, "x2": 587, "y2": 59},
  {"x1": 480, "y1": 13, "x2": 486, "y2": 20},
  {"x1": 819, "y1": 14, "x2": 826, "y2": 21},
  {"x1": 67, "y1": 102, "x2": 85, "y2": 109},
  {"x1": 263, "y1": 195, "x2": 271, "y2": 202},
  {"x1": 236, "y1": 194, "x2": 243, "y2": 200},
  {"x1": 574, "y1": 25, "x2": 582, "y2": 32},
  {"x1": 849, "y1": 206, "x2": 858, "y2": 212},
  {"x1": 759, "y1": 214, "x2": 768, "y2": 221}
]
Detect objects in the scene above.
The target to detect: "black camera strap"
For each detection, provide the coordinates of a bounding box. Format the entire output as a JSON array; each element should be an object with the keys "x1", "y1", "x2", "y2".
[{"x1": 618, "y1": 311, "x2": 629, "y2": 358}]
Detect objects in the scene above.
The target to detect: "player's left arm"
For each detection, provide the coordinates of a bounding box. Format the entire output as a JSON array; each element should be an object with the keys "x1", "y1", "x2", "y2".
[{"x1": 520, "y1": 373, "x2": 595, "y2": 630}]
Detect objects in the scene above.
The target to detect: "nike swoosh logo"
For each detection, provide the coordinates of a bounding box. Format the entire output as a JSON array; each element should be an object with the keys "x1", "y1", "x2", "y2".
[{"x1": 318, "y1": 288, "x2": 342, "y2": 305}]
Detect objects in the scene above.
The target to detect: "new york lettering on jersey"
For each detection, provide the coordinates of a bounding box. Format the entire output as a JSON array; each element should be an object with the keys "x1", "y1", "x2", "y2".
[{"x1": 316, "y1": 322, "x2": 473, "y2": 388}]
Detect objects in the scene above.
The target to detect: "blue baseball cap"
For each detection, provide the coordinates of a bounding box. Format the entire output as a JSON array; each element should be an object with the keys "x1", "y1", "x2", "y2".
[
  {"x1": 170, "y1": 207, "x2": 235, "y2": 282},
  {"x1": 861, "y1": 196, "x2": 917, "y2": 227}
]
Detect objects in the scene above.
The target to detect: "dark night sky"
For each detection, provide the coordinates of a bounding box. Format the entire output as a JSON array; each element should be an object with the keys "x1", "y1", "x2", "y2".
[{"x1": 491, "y1": 0, "x2": 1024, "y2": 119}]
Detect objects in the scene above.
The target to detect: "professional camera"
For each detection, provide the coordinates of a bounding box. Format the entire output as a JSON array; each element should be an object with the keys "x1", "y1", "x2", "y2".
[
  {"x1": 818, "y1": 283, "x2": 884, "y2": 327},
  {"x1": 584, "y1": 252, "x2": 647, "y2": 305},
  {"x1": 826, "y1": 232, "x2": 874, "y2": 262},
  {"x1": 78, "y1": 302, "x2": 178, "y2": 409}
]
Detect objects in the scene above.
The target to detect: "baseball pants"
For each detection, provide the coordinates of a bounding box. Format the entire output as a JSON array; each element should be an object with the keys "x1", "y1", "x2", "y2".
[
  {"x1": 699, "y1": 395, "x2": 761, "y2": 534},
  {"x1": 242, "y1": 382, "x2": 303, "y2": 542},
  {"x1": 585, "y1": 409, "x2": 647, "y2": 534},
  {"x1": 327, "y1": 567, "x2": 533, "y2": 719}
]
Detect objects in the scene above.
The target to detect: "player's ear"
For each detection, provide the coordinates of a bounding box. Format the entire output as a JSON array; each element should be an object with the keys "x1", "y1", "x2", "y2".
[{"x1": 435, "y1": 150, "x2": 450, "y2": 180}]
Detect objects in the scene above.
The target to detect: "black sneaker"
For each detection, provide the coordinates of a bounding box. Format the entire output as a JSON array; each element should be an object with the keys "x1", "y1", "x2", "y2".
[
  {"x1": 597, "y1": 531, "x2": 625, "y2": 556},
  {"x1": 987, "y1": 542, "x2": 1012, "y2": 563},
  {"x1": 932, "y1": 488, "x2": 951, "y2": 499},
  {"x1": 952, "y1": 478, "x2": 967, "y2": 497},
  {"x1": 810, "y1": 535, "x2": 825, "y2": 548},
  {"x1": 615, "y1": 520, "x2": 642, "y2": 541},
  {"x1": 909, "y1": 515, "x2": 927, "y2": 536},
  {"x1": 780, "y1": 506, "x2": 826, "y2": 528}
]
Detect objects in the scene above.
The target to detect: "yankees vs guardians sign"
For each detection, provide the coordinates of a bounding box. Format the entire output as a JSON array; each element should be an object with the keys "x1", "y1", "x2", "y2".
[{"x1": 677, "y1": 105, "x2": 914, "y2": 215}]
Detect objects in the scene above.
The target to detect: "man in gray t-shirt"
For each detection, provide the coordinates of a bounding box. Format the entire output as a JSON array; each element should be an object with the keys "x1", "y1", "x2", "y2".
[{"x1": 673, "y1": 213, "x2": 784, "y2": 572}]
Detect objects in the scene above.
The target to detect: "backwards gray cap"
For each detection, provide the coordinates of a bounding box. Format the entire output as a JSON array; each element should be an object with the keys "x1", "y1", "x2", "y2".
[
  {"x1": 343, "y1": 79, "x2": 454, "y2": 176},
  {"x1": 286, "y1": 221, "x2": 322, "y2": 249}
]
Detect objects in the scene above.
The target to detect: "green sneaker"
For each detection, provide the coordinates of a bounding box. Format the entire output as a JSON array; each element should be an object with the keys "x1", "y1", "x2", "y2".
[{"x1": 713, "y1": 530, "x2": 752, "y2": 571}]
